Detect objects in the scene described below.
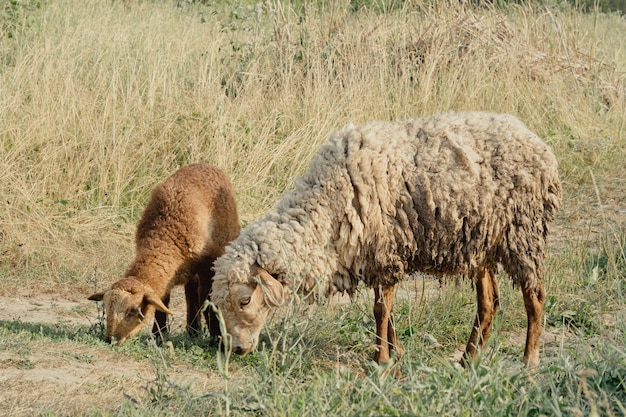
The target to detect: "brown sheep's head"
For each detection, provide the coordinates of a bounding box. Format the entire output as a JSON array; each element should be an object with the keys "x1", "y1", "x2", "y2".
[
  {"x1": 88, "y1": 277, "x2": 173, "y2": 344},
  {"x1": 214, "y1": 264, "x2": 286, "y2": 355}
]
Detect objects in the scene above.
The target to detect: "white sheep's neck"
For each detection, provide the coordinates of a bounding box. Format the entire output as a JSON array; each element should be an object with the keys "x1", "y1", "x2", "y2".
[{"x1": 250, "y1": 183, "x2": 356, "y2": 299}]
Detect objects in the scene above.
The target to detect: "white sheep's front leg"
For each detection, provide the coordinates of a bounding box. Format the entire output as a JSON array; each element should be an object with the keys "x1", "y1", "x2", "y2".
[
  {"x1": 522, "y1": 282, "x2": 545, "y2": 367},
  {"x1": 373, "y1": 284, "x2": 402, "y2": 364}
]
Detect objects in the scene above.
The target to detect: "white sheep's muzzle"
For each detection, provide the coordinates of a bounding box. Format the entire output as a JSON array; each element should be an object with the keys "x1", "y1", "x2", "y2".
[{"x1": 229, "y1": 326, "x2": 262, "y2": 356}]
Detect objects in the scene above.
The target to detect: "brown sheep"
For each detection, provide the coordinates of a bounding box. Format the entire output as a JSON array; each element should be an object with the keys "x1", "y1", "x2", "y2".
[
  {"x1": 210, "y1": 112, "x2": 561, "y2": 367},
  {"x1": 89, "y1": 163, "x2": 240, "y2": 344}
]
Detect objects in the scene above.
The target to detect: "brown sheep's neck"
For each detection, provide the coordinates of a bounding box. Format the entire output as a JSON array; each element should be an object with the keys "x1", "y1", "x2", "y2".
[{"x1": 123, "y1": 247, "x2": 187, "y2": 297}]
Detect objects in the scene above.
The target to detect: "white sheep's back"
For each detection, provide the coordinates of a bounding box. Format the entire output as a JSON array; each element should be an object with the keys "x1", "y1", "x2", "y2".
[{"x1": 290, "y1": 112, "x2": 560, "y2": 291}]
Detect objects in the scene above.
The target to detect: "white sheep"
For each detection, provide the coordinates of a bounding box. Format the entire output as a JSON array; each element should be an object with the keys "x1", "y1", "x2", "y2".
[
  {"x1": 210, "y1": 112, "x2": 561, "y2": 367},
  {"x1": 89, "y1": 163, "x2": 240, "y2": 344}
]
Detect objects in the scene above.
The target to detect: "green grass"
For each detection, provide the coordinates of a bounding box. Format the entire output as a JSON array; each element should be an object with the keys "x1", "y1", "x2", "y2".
[
  {"x1": 5, "y1": 280, "x2": 625, "y2": 416},
  {"x1": 1, "y1": 0, "x2": 625, "y2": 415}
]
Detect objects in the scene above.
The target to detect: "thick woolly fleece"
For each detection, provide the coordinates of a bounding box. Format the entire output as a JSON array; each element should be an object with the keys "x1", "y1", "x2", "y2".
[
  {"x1": 91, "y1": 163, "x2": 240, "y2": 342},
  {"x1": 211, "y1": 112, "x2": 561, "y2": 304},
  {"x1": 125, "y1": 163, "x2": 240, "y2": 296}
]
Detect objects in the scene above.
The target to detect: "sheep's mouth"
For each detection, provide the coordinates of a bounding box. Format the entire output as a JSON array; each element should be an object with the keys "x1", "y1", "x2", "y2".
[
  {"x1": 232, "y1": 345, "x2": 255, "y2": 355},
  {"x1": 105, "y1": 335, "x2": 126, "y2": 345},
  {"x1": 218, "y1": 343, "x2": 250, "y2": 355},
  {"x1": 233, "y1": 346, "x2": 247, "y2": 355},
  {"x1": 220, "y1": 339, "x2": 254, "y2": 355}
]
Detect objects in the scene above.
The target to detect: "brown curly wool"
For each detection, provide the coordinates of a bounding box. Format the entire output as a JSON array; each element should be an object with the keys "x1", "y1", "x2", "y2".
[
  {"x1": 89, "y1": 163, "x2": 240, "y2": 344},
  {"x1": 211, "y1": 112, "x2": 561, "y2": 366}
]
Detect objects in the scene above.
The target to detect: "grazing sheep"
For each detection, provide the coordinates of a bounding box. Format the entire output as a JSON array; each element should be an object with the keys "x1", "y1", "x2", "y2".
[
  {"x1": 89, "y1": 163, "x2": 240, "y2": 344},
  {"x1": 211, "y1": 112, "x2": 561, "y2": 367}
]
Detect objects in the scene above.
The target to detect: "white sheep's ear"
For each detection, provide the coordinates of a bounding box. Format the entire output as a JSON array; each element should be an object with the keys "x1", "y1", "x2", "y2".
[
  {"x1": 252, "y1": 264, "x2": 286, "y2": 307},
  {"x1": 144, "y1": 293, "x2": 174, "y2": 315},
  {"x1": 88, "y1": 292, "x2": 105, "y2": 301}
]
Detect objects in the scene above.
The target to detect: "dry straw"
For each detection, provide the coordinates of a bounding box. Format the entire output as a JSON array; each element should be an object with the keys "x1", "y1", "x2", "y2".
[{"x1": 0, "y1": 0, "x2": 624, "y2": 293}]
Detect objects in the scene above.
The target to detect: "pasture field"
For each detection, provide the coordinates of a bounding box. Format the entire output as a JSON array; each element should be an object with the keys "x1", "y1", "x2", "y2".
[{"x1": 0, "y1": 0, "x2": 625, "y2": 415}]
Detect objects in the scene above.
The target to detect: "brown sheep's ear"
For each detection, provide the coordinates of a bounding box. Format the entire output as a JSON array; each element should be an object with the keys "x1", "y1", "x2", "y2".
[
  {"x1": 252, "y1": 264, "x2": 286, "y2": 307},
  {"x1": 144, "y1": 293, "x2": 175, "y2": 315},
  {"x1": 88, "y1": 292, "x2": 105, "y2": 301}
]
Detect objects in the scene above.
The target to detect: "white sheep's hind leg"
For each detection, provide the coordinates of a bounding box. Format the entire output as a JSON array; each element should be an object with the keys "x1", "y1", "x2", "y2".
[
  {"x1": 373, "y1": 285, "x2": 400, "y2": 364},
  {"x1": 522, "y1": 282, "x2": 545, "y2": 367},
  {"x1": 386, "y1": 288, "x2": 403, "y2": 358},
  {"x1": 462, "y1": 266, "x2": 500, "y2": 367}
]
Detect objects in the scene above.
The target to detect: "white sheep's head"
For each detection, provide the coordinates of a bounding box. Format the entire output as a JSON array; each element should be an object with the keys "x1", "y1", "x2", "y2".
[
  {"x1": 214, "y1": 264, "x2": 287, "y2": 355},
  {"x1": 88, "y1": 277, "x2": 173, "y2": 344}
]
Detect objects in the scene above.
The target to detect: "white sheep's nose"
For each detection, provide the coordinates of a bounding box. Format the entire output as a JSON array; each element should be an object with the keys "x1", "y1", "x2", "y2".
[
  {"x1": 233, "y1": 346, "x2": 247, "y2": 355},
  {"x1": 231, "y1": 339, "x2": 256, "y2": 355}
]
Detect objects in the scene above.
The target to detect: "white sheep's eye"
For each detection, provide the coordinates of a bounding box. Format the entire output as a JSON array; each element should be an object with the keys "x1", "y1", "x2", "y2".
[{"x1": 239, "y1": 297, "x2": 251, "y2": 308}]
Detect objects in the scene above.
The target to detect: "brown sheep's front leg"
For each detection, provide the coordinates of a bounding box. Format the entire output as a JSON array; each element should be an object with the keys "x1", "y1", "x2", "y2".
[
  {"x1": 152, "y1": 294, "x2": 171, "y2": 339},
  {"x1": 522, "y1": 282, "x2": 545, "y2": 367},
  {"x1": 462, "y1": 266, "x2": 500, "y2": 367},
  {"x1": 373, "y1": 284, "x2": 402, "y2": 364},
  {"x1": 185, "y1": 276, "x2": 202, "y2": 336},
  {"x1": 196, "y1": 256, "x2": 221, "y2": 337}
]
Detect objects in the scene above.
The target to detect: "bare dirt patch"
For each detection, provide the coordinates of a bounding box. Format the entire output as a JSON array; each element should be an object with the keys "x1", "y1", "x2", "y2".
[
  {"x1": 0, "y1": 295, "x2": 95, "y2": 326},
  {"x1": 0, "y1": 294, "x2": 224, "y2": 416}
]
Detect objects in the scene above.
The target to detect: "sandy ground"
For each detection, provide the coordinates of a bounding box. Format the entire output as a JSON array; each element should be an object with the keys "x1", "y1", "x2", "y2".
[
  {"x1": 0, "y1": 293, "x2": 222, "y2": 416},
  {"x1": 0, "y1": 295, "x2": 97, "y2": 326}
]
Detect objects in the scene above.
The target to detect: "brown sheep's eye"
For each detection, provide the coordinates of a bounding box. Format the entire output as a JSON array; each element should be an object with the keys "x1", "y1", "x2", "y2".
[
  {"x1": 126, "y1": 306, "x2": 144, "y2": 321},
  {"x1": 239, "y1": 297, "x2": 251, "y2": 308}
]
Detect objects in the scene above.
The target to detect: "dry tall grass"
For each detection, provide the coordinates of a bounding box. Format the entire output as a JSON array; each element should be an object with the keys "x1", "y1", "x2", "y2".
[{"x1": 1, "y1": 0, "x2": 625, "y2": 294}]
